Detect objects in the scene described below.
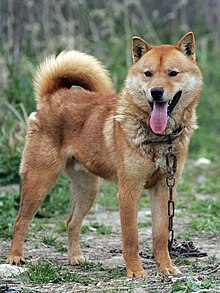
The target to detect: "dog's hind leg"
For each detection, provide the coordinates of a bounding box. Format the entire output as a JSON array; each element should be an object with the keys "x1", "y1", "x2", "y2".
[
  {"x1": 65, "y1": 159, "x2": 99, "y2": 265},
  {"x1": 7, "y1": 113, "x2": 63, "y2": 264}
]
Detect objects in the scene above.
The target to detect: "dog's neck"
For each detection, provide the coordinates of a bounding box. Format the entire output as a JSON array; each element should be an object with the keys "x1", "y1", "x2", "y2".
[{"x1": 114, "y1": 90, "x2": 197, "y2": 151}]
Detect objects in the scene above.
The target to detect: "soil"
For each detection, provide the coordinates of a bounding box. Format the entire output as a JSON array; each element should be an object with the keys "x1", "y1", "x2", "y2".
[{"x1": 0, "y1": 185, "x2": 220, "y2": 292}]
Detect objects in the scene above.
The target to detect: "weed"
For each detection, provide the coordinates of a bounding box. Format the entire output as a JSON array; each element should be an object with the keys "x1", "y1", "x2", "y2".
[
  {"x1": 97, "y1": 181, "x2": 118, "y2": 210},
  {"x1": 139, "y1": 192, "x2": 151, "y2": 208},
  {"x1": 174, "y1": 257, "x2": 193, "y2": 266},
  {"x1": 187, "y1": 199, "x2": 220, "y2": 235},
  {"x1": 56, "y1": 221, "x2": 67, "y2": 233},
  {"x1": 42, "y1": 235, "x2": 67, "y2": 252},
  {"x1": 0, "y1": 191, "x2": 20, "y2": 238},
  {"x1": 103, "y1": 267, "x2": 127, "y2": 280},
  {"x1": 188, "y1": 216, "x2": 220, "y2": 235},
  {"x1": 78, "y1": 260, "x2": 103, "y2": 272},
  {"x1": 177, "y1": 178, "x2": 193, "y2": 193},
  {"x1": 19, "y1": 263, "x2": 92, "y2": 285},
  {"x1": 170, "y1": 273, "x2": 215, "y2": 292},
  {"x1": 138, "y1": 221, "x2": 151, "y2": 228},
  {"x1": 42, "y1": 235, "x2": 57, "y2": 246},
  {"x1": 80, "y1": 225, "x2": 90, "y2": 234},
  {"x1": 194, "y1": 176, "x2": 220, "y2": 194},
  {"x1": 90, "y1": 222, "x2": 112, "y2": 235},
  {"x1": 0, "y1": 102, "x2": 27, "y2": 185},
  {"x1": 191, "y1": 255, "x2": 220, "y2": 273},
  {"x1": 3, "y1": 61, "x2": 35, "y2": 109},
  {"x1": 31, "y1": 218, "x2": 50, "y2": 232}
]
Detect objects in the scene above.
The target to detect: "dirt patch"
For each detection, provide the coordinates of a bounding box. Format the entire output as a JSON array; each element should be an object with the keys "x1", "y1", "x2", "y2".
[{"x1": 1, "y1": 203, "x2": 220, "y2": 292}]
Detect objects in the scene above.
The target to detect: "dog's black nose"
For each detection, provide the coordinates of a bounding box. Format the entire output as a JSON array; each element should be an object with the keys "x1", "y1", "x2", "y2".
[{"x1": 151, "y1": 87, "x2": 164, "y2": 101}]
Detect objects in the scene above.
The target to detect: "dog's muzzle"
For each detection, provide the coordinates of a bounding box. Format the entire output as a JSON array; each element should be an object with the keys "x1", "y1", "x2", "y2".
[{"x1": 149, "y1": 90, "x2": 182, "y2": 116}]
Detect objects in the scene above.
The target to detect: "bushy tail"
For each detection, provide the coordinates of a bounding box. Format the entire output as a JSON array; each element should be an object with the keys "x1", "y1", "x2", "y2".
[{"x1": 34, "y1": 50, "x2": 114, "y2": 105}]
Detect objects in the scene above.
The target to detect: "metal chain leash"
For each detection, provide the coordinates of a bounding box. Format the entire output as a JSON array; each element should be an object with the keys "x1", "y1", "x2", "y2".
[
  {"x1": 165, "y1": 140, "x2": 207, "y2": 258},
  {"x1": 140, "y1": 125, "x2": 207, "y2": 258},
  {"x1": 165, "y1": 140, "x2": 177, "y2": 253}
]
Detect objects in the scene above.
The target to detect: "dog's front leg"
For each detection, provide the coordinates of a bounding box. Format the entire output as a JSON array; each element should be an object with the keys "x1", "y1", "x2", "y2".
[
  {"x1": 150, "y1": 178, "x2": 181, "y2": 275},
  {"x1": 118, "y1": 179, "x2": 146, "y2": 278}
]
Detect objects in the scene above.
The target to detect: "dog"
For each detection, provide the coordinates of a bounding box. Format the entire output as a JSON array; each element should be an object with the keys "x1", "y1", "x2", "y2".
[{"x1": 7, "y1": 32, "x2": 202, "y2": 277}]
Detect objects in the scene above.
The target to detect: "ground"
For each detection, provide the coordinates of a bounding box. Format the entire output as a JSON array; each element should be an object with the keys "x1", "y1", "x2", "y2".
[{"x1": 0, "y1": 160, "x2": 220, "y2": 292}]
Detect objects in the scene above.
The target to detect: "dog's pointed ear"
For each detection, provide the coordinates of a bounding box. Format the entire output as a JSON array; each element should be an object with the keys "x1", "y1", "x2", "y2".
[
  {"x1": 176, "y1": 32, "x2": 196, "y2": 62},
  {"x1": 132, "y1": 37, "x2": 151, "y2": 63}
]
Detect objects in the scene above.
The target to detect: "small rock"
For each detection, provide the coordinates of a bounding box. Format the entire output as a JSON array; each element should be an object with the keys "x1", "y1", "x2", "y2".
[
  {"x1": 0, "y1": 264, "x2": 27, "y2": 278},
  {"x1": 170, "y1": 275, "x2": 187, "y2": 283},
  {"x1": 194, "y1": 157, "x2": 211, "y2": 167},
  {"x1": 101, "y1": 255, "x2": 124, "y2": 270}
]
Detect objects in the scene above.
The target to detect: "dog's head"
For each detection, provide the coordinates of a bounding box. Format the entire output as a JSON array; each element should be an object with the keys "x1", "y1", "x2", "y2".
[{"x1": 125, "y1": 32, "x2": 203, "y2": 135}]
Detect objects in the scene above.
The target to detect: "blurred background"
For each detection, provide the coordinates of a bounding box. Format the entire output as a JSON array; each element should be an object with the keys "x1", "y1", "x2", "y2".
[{"x1": 0, "y1": 0, "x2": 220, "y2": 185}]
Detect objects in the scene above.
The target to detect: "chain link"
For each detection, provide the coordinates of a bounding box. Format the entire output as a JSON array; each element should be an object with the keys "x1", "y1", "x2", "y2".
[
  {"x1": 165, "y1": 142, "x2": 177, "y2": 253},
  {"x1": 141, "y1": 127, "x2": 207, "y2": 258}
]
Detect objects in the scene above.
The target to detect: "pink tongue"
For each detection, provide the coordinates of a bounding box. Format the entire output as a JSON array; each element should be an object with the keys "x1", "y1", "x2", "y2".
[{"x1": 150, "y1": 102, "x2": 168, "y2": 134}]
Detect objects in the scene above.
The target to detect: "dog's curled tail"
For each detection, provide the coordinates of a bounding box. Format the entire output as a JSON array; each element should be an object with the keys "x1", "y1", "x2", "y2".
[{"x1": 34, "y1": 50, "x2": 114, "y2": 105}]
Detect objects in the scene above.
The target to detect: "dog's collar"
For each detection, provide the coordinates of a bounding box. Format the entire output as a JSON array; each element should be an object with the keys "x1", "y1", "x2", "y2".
[{"x1": 142, "y1": 125, "x2": 185, "y2": 145}]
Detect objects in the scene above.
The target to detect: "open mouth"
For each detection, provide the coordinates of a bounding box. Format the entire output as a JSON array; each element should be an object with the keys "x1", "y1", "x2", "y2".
[{"x1": 149, "y1": 91, "x2": 182, "y2": 135}]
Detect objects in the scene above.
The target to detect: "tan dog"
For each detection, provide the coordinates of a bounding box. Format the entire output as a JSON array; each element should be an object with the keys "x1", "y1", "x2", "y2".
[{"x1": 7, "y1": 32, "x2": 202, "y2": 277}]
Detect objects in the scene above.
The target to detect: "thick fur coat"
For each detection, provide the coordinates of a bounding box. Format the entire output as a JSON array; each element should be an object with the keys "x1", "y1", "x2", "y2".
[{"x1": 7, "y1": 32, "x2": 202, "y2": 277}]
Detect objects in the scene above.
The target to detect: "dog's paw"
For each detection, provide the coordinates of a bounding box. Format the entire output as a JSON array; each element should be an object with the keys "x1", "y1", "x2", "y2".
[
  {"x1": 158, "y1": 264, "x2": 181, "y2": 276},
  {"x1": 127, "y1": 269, "x2": 148, "y2": 278},
  {"x1": 6, "y1": 255, "x2": 25, "y2": 265},
  {"x1": 68, "y1": 254, "x2": 86, "y2": 265}
]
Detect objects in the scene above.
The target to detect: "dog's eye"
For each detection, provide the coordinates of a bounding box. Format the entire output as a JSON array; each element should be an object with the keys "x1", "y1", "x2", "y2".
[
  {"x1": 169, "y1": 71, "x2": 179, "y2": 77},
  {"x1": 144, "y1": 71, "x2": 152, "y2": 77}
]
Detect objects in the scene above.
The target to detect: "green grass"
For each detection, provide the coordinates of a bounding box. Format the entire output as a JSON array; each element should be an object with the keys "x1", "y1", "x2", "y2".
[
  {"x1": 0, "y1": 102, "x2": 27, "y2": 185},
  {"x1": 0, "y1": 191, "x2": 20, "y2": 238},
  {"x1": 80, "y1": 224, "x2": 90, "y2": 234},
  {"x1": 140, "y1": 192, "x2": 151, "y2": 208},
  {"x1": 97, "y1": 181, "x2": 118, "y2": 210},
  {"x1": 31, "y1": 218, "x2": 50, "y2": 232},
  {"x1": 42, "y1": 235, "x2": 67, "y2": 252},
  {"x1": 188, "y1": 216, "x2": 220, "y2": 235},
  {"x1": 177, "y1": 161, "x2": 220, "y2": 196},
  {"x1": 189, "y1": 52, "x2": 220, "y2": 159},
  {"x1": 78, "y1": 260, "x2": 103, "y2": 272},
  {"x1": 16, "y1": 256, "x2": 219, "y2": 290},
  {"x1": 56, "y1": 221, "x2": 67, "y2": 233},
  {"x1": 187, "y1": 198, "x2": 220, "y2": 236},
  {"x1": 170, "y1": 257, "x2": 220, "y2": 292},
  {"x1": 104, "y1": 267, "x2": 127, "y2": 280},
  {"x1": 19, "y1": 263, "x2": 92, "y2": 285},
  {"x1": 177, "y1": 178, "x2": 193, "y2": 193},
  {"x1": 174, "y1": 257, "x2": 194, "y2": 266},
  {"x1": 194, "y1": 179, "x2": 220, "y2": 194},
  {"x1": 90, "y1": 222, "x2": 113, "y2": 235},
  {"x1": 193, "y1": 163, "x2": 220, "y2": 194},
  {"x1": 191, "y1": 255, "x2": 220, "y2": 273},
  {"x1": 175, "y1": 162, "x2": 220, "y2": 237},
  {"x1": 138, "y1": 221, "x2": 151, "y2": 228},
  {"x1": 170, "y1": 273, "x2": 215, "y2": 292},
  {"x1": 190, "y1": 199, "x2": 220, "y2": 218}
]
